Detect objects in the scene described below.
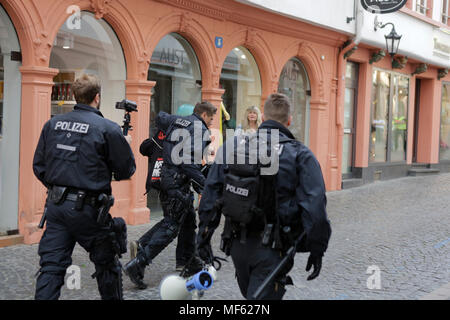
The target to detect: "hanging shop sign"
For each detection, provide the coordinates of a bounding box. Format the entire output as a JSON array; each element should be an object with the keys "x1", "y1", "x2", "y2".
[{"x1": 361, "y1": 0, "x2": 407, "y2": 14}]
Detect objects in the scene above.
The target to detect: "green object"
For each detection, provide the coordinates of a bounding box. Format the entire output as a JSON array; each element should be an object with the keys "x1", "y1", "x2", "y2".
[{"x1": 176, "y1": 104, "x2": 194, "y2": 116}]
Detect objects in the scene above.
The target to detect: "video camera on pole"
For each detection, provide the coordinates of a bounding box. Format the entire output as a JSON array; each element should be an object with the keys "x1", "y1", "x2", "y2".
[{"x1": 115, "y1": 99, "x2": 138, "y2": 136}]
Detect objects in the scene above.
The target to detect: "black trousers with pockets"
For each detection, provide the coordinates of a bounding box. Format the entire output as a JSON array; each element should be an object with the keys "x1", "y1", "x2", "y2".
[
  {"x1": 35, "y1": 200, "x2": 122, "y2": 300},
  {"x1": 230, "y1": 236, "x2": 288, "y2": 300}
]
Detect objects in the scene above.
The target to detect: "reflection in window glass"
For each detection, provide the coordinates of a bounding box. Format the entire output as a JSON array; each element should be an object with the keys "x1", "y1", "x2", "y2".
[
  {"x1": 149, "y1": 33, "x2": 201, "y2": 137},
  {"x1": 370, "y1": 70, "x2": 409, "y2": 163},
  {"x1": 278, "y1": 57, "x2": 310, "y2": 144},
  {"x1": 440, "y1": 84, "x2": 450, "y2": 160},
  {"x1": 49, "y1": 12, "x2": 126, "y2": 125},
  {"x1": 0, "y1": 48, "x2": 3, "y2": 137},
  {"x1": 0, "y1": 4, "x2": 22, "y2": 232},
  {"x1": 391, "y1": 76, "x2": 408, "y2": 162},
  {"x1": 370, "y1": 70, "x2": 390, "y2": 162},
  {"x1": 415, "y1": 0, "x2": 427, "y2": 14},
  {"x1": 220, "y1": 47, "x2": 261, "y2": 139},
  {"x1": 148, "y1": 33, "x2": 201, "y2": 218}
]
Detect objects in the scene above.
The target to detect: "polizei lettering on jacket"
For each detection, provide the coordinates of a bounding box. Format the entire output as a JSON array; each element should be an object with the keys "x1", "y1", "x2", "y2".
[
  {"x1": 225, "y1": 184, "x2": 249, "y2": 197},
  {"x1": 54, "y1": 121, "x2": 90, "y2": 134}
]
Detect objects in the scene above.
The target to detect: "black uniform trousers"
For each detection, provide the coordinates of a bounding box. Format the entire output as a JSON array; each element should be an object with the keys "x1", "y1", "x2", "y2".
[
  {"x1": 230, "y1": 235, "x2": 287, "y2": 300},
  {"x1": 137, "y1": 167, "x2": 196, "y2": 265},
  {"x1": 137, "y1": 189, "x2": 196, "y2": 266},
  {"x1": 35, "y1": 200, "x2": 121, "y2": 300}
]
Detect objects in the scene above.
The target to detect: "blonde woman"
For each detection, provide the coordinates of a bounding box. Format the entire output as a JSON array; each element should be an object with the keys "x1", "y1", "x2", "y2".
[{"x1": 235, "y1": 105, "x2": 262, "y2": 136}]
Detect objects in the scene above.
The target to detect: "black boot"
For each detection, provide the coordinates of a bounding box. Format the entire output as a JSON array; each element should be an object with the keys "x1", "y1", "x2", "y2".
[
  {"x1": 123, "y1": 255, "x2": 147, "y2": 290},
  {"x1": 180, "y1": 255, "x2": 204, "y2": 278}
]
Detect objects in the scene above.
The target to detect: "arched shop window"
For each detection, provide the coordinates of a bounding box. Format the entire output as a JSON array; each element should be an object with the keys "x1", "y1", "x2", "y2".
[
  {"x1": 149, "y1": 33, "x2": 201, "y2": 136},
  {"x1": 278, "y1": 57, "x2": 310, "y2": 144},
  {"x1": 49, "y1": 12, "x2": 126, "y2": 125},
  {"x1": 0, "y1": 5, "x2": 21, "y2": 234},
  {"x1": 220, "y1": 46, "x2": 261, "y2": 138},
  {"x1": 147, "y1": 33, "x2": 201, "y2": 218}
]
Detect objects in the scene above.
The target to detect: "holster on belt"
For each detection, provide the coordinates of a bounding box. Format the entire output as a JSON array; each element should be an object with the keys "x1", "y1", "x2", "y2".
[
  {"x1": 97, "y1": 194, "x2": 115, "y2": 227},
  {"x1": 48, "y1": 186, "x2": 68, "y2": 204}
]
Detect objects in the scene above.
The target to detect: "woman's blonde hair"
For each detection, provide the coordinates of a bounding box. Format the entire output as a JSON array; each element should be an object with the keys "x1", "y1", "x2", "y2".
[{"x1": 242, "y1": 105, "x2": 262, "y2": 130}]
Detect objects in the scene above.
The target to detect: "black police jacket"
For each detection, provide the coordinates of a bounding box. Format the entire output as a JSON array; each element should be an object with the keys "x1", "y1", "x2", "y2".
[
  {"x1": 155, "y1": 111, "x2": 211, "y2": 187},
  {"x1": 198, "y1": 120, "x2": 332, "y2": 255},
  {"x1": 33, "y1": 104, "x2": 136, "y2": 194}
]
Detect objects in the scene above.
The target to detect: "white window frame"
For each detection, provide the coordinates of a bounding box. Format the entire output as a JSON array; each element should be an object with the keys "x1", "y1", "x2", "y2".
[
  {"x1": 442, "y1": 0, "x2": 449, "y2": 24},
  {"x1": 414, "y1": 0, "x2": 429, "y2": 15}
]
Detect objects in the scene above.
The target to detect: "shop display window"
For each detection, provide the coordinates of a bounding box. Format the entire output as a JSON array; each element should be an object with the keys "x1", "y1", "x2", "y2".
[
  {"x1": 370, "y1": 69, "x2": 409, "y2": 163},
  {"x1": 278, "y1": 57, "x2": 310, "y2": 144},
  {"x1": 440, "y1": 83, "x2": 450, "y2": 160},
  {"x1": 219, "y1": 47, "x2": 261, "y2": 139},
  {"x1": 148, "y1": 33, "x2": 201, "y2": 137},
  {"x1": 343, "y1": 62, "x2": 359, "y2": 176},
  {"x1": 0, "y1": 49, "x2": 3, "y2": 137},
  {"x1": 49, "y1": 12, "x2": 126, "y2": 125},
  {"x1": 147, "y1": 33, "x2": 202, "y2": 217},
  {"x1": 0, "y1": 4, "x2": 22, "y2": 233}
]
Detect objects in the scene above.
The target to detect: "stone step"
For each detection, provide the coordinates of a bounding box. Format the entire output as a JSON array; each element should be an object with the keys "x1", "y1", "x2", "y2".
[
  {"x1": 0, "y1": 234, "x2": 24, "y2": 248},
  {"x1": 341, "y1": 178, "x2": 364, "y2": 189},
  {"x1": 408, "y1": 168, "x2": 440, "y2": 176}
]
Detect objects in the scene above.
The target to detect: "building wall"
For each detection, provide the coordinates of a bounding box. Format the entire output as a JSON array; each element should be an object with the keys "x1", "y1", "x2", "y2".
[
  {"x1": 235, "y1": 0, "x2": 355, "y2": 34},
  {"x1": 0, "y1": 0, "x2": 348, "y2": 244}
]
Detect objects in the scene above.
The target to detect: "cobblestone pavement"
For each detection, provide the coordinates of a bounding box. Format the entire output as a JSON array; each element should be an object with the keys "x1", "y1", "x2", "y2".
[{"x1": 0, "y1": 173, "x2": 449, "y2": 300}]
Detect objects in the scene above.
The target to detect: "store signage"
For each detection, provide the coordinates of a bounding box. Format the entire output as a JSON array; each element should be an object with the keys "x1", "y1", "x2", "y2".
[
  {"x1": 151, "y1": 48, "x2": 185, "y2": 67},
  {"x1": 433, "y1": 38, "x2": 450, "y2": 59},
  {"x1": 361, "y1": 0, "x2": 407, "y2": 14}
]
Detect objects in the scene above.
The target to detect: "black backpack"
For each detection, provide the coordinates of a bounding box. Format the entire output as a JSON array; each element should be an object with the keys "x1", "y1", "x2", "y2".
[
  {"x1": 140, "y1": 129, "x2": 166, "y2": 192},
  {"x1": 221, "y1": 134, "x2": 295, "y2": 246}
]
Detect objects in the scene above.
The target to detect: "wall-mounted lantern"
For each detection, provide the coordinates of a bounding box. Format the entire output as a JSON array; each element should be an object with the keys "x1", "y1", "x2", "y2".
[{"x1": 374, "y1": 17, "x2": 402, "y2": 63}]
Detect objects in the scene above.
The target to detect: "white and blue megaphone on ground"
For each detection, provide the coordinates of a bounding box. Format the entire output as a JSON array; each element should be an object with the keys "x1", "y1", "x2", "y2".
[{"x1": 159, "y1": 266, "x2": 217, "y2": 300}]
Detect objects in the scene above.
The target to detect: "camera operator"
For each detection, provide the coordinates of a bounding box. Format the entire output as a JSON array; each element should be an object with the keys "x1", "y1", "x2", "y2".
[{"x1": 33, "y1": 73, "x2": 135, "y2": 300}]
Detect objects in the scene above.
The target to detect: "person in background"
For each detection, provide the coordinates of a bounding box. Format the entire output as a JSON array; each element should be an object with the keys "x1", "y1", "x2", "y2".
[{"x1": 235, "y1": 105, "x2": 262, "y2": 136}]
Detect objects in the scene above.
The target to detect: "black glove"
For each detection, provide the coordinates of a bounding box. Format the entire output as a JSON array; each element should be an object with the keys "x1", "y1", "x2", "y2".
[{"x1": 305, "y1": 252, "x2": 323, "y2": 281}]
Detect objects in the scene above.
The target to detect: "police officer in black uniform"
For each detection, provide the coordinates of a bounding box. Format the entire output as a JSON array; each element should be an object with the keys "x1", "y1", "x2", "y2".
[
  {"x1": 33, "y1": 74, "x2": 136, "y2": 300},
  {"x1": 196, "y1": 93, "x2": 332, "y2": 300},
  {"x1": 131, "y1": 106, "x2": 198, "y2": 271},
  {"x1": 123, "y1": 101, "x2": 217, "y2": 289}
]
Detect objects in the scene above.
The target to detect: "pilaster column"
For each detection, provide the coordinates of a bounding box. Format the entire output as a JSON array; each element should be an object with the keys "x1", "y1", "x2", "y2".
[
  {"x1": 124, "y1": 79, "x2": 156, "y2": 224},
  {"x1": 309, "y1": 99, "x2": 328, "y2": 164},
  {"x1": 202, "y1": 87, "x2": 225, "y2": 152},
  {"x1": 18, "y1": 66, "x2": 58, "y2": 244}
]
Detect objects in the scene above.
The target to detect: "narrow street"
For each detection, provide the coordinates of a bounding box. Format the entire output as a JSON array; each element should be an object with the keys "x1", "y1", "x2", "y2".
[{"x1": 0, "y1": 173, "x2": 449, "y2": 300}]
